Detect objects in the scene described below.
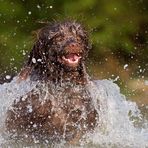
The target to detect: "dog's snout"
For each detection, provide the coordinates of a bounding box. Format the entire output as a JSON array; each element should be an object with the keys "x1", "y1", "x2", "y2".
[
  {"x1": 64, "y1": 38, "x2": 80, "y2": 49},
  {"x1": 69, "y1": 42, "x2": 79, "y2": 48}
]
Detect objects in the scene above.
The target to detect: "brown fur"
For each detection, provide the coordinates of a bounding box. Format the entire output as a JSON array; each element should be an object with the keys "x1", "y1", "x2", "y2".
[{"x1": 5, "y1": 20, "x2": 98, "y2": 144}]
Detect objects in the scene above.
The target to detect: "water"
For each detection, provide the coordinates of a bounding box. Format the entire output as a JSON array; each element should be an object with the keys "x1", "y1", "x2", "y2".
[
  {"x1": 0, "y1": 77, "x2": 148, "y2": 148},
  {"x1": 86, "y1": 80, "x2": 148, "y2": 148}
]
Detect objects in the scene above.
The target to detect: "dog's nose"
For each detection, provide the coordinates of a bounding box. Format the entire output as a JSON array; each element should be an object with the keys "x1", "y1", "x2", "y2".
[{"x1": 69, "y1": 42, "x2": 79, "y2": 49}]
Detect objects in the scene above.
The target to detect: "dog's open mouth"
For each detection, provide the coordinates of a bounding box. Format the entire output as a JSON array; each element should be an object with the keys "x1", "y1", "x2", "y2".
[{"x1": 62, "y1": 53, "x2": 81, "y2": 65}]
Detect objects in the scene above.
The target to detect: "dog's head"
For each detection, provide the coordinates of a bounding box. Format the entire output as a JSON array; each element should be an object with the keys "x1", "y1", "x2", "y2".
[
  {"x1": 35, "y1": 21, "x2": 90, "y2": 69},
  {"x1": 19, "y1": 21, "x2": 91, "y2": 80}
]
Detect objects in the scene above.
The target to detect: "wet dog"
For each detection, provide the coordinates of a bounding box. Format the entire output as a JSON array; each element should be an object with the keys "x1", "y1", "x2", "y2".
[{"x1": 5, "y1": 20, "x2": 98, "y2": 144}]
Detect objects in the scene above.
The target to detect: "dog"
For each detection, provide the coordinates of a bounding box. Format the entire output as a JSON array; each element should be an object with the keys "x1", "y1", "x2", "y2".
[{"x1": 5, "y1": 20, "x2": 98, "y2": 144}]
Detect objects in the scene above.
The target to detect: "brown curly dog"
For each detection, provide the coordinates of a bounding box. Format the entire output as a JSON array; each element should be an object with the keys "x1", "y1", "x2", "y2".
[{"x1": 5, "y1": 20, "x2": 98, "y2": 145}]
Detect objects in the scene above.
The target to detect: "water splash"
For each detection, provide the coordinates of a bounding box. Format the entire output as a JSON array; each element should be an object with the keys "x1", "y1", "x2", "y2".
[
  {"x1": 0, "y1": 77, "x2": 37, "y2": 144},
  {"x1": 0, "y1": 78, "x2": 148, "y2": 147},
  {"x1": 85, "y1": 80, "x2": 148, "y2": 147}
]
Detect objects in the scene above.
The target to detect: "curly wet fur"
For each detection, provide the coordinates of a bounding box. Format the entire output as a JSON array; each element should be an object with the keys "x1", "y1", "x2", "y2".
[{"x1": 19, "y1": 21, "x2": 90, "y2": 83}]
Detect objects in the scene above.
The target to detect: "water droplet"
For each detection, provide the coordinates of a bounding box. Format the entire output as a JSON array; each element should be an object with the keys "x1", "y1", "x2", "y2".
[
  {"x1": 33, "y1": 124, "x2": 37, "y2": 128},
  {"x1": 37, "y1": 59, "x2": 42, "y2": 62},
  {"x1": 6, "y1": 75, "x2": 11, "y2": 80},
  {"x1": 37, "y1": 4, "x2": 41, "y2": 9},
  {"x1": 28, "y1": 11, "x2": 31, "y2": 15},
  {"x1": 124, "y1": 64, "x2": 128, "y2": 69},
  {"x1": 32, "y1": 58, "x2": 36, "y2": 63},
  {"x1": 114, "y1": 7, "x2": 117, "y2": 11}
]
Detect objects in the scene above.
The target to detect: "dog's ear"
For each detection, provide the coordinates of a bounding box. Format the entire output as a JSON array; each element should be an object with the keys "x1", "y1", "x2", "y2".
[
  {"x1": 18, "y1": 38, "x2": 46, "y2": 80},
  {"x1": 18, "y1": 26, "x2": 58, "y2": 81}
]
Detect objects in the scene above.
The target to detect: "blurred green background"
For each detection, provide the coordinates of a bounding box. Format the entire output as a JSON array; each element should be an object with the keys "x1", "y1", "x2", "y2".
[{"x1": 0, "y1": 0, "x2": 148, "y2": 105}]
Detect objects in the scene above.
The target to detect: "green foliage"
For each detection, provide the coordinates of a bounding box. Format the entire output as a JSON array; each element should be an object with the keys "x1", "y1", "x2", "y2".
[{"x1": 0, "y1": 0, "x2": 147, "y2": 75}]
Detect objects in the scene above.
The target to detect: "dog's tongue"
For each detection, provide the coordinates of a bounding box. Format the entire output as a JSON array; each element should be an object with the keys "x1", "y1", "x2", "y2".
[{"x1": 65, "y1": 53, "x2": 80, "y2": 61}]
